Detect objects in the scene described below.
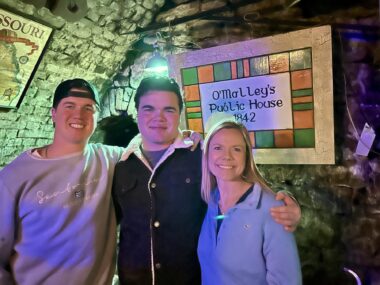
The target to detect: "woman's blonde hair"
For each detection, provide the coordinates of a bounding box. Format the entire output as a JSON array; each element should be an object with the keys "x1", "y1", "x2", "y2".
[{"x1": 201, "y1": 120, "x2": 272, "y2": 203}]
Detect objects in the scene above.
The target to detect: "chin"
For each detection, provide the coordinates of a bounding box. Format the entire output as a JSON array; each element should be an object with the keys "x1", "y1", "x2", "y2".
[{"x1": 153, "y1": 140, "x2": 171, "y2": 146}]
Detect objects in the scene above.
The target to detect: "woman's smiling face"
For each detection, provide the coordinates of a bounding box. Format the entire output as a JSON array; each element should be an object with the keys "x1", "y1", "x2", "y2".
[{"x1": 208, "y1": 128, "x2": 247, "y2": 183}]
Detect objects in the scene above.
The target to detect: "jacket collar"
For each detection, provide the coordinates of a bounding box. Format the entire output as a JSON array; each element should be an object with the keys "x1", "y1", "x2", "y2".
[
  {"x1": 212, "y1": 183, "x2": 263, "y2": 210},
  {"x1": 120, "y1": 133, "x2": 194, "y2": 168}
]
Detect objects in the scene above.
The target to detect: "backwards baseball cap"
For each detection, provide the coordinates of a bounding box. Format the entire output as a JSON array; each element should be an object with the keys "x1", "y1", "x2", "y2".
[{"x1": 52, "y1": 78, "x2": 100, "y2": 108}]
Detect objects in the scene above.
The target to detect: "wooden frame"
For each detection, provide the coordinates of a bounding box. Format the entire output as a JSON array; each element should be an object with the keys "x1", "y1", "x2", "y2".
[
  {"x1": 0, "y1": 8, "x2": 53, "y2": 109},
  {"x1": 169, "y1": 26, "x2": 334, "y2": 164}
]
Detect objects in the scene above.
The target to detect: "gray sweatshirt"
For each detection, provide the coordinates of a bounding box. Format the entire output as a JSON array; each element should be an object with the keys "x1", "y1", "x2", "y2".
[{"x1": 0, "y1": 143, "x2": 124, "y2": 285}]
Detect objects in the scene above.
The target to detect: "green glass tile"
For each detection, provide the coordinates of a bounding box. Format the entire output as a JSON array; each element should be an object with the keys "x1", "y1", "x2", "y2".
[
  {"x1": 250, "y1": 56, "x2": 269, "y2": 76},
  {"x1": 237, "y1": 60, "x2": 244, "y2": 78},
  {"x1": 214, "y1": 62, "x2": 231, "y2": 81},
  {"x1": 255, "y1": 131, "x2": 274, "y2": 148},
  {"x1": 292, "y1": 89, "x2": 313, "y2": 97},
  {"x1": 290, "y1": 48, "x2": 312, "y2": 71},
  {"x1": 187, "y1": 112, "x2": 202, "y2": 119},
  {"x1": 293, "y1": 103, "x2": 314, "y2": 111},
  {"x1": 294, "y1": 129, "x2": 315, "y2": 147},
  {"x1": 185, "y1": 101, "x2": 201, "y2": 107},
  {"x1": 182, "y1": 68, "x2": 198, "y2": 85}
]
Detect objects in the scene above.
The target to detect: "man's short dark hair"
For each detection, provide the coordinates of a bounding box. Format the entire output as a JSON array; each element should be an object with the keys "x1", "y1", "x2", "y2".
[
  {"x1": 53, "y1": 78, "x2": 100, "y2": 109},
  {"x1": 134, "y1": 76, "x2": 183, "y2": 113}
]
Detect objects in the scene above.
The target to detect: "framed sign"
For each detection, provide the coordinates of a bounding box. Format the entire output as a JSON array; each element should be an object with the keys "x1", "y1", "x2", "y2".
[
  {"x1": 0, "y1": 8, "x2": 53, "y2": 109},
  {"x1": 169, "y1": 25, "x2": 334, "y2": 164}
]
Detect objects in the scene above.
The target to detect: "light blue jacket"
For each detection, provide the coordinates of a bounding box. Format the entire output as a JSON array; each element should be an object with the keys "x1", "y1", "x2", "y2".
[{"x1": 197, "y1": 183, "x2": 302, "y2": 285}]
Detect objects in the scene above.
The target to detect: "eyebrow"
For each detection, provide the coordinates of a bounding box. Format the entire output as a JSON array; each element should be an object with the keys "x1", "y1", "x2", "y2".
[
  {"x1": 163, "y1": 106, "x2": 178, "y2": 111},
  {"x1": 140, "y1": 105, "x2": 178, "y2": 111},
  {"x1": 62, "y1": 101, "x2": 75, "y2": 105},
  {"x1": 141, "y1": 104, "x2": 154, "y2": 109},
  {"x1": 211, "y1": 142, "x2": 244, "y2": 147}
]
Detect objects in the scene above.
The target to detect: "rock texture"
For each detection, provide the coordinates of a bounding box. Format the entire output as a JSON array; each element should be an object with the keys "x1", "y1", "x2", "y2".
[{"x1": 0, "y1": 0, "x2": 380, "y2": 284}]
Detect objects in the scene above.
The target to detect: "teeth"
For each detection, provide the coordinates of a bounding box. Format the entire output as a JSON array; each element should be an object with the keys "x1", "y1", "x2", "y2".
[
  {"x1": 218, "y1": 165, "x2": 233, "y2": 169},
  {"x1": 70, "y1": 123, "x2": 84, "y2": 129}
]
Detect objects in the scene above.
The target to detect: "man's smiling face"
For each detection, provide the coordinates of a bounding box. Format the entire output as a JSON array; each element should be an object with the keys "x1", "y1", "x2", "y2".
[
  {"x1": 137, "y1": 90, "x2": 181, "y2": 151},
  {"x1": 51, "y1": 92, "x2": 98, "y2": 147}
]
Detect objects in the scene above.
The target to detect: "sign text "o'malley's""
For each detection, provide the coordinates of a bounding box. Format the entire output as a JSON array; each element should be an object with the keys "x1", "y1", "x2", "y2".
[{"x1": 199, "y1": 73, "x2": 293, "y2": 131}]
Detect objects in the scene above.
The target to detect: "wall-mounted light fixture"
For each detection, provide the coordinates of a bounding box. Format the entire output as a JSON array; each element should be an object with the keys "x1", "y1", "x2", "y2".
[{"x1": 144, "y1": 42, "x2": 168, "y2": 76}]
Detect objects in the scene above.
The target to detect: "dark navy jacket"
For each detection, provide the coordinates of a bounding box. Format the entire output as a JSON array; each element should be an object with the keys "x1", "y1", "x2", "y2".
[{"x1": 112, "y1": 135, "x2": 206, "y2": 285}]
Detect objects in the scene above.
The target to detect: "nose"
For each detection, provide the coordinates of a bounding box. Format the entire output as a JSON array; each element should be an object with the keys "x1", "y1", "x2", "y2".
[
  {"x1": 222, "y1": 149, "x2": 232, "y2": 160},
  {"x1": 154, "y1": 109, "x2": 166, "y2": 121},
  {"x1": 73, "y1": 107, "x2": 86, "y2": 118}
]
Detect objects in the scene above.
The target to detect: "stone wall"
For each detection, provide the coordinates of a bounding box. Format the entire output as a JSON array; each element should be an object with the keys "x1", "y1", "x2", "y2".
[
  {"x1": 131, "y1": 2, "x2": 380, "y2": 284},
  {"x1": 0, "y1": 0, "x2": 164, "y2": 166},
  {"x1": 1, "y1": 0, "x2": 380, "y2": 284}
]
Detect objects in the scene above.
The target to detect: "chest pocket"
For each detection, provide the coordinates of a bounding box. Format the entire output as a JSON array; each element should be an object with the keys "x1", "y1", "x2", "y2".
[
  {"x1": 170, "y1": 167, "x2": 200, "y2": 186},
  {"x1": 120, "y1": 177, "x2": 137, "y2": 194}
]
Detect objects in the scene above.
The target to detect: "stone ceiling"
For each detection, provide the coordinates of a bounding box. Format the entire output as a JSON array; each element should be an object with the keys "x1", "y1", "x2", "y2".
[
  {"x1": 20, "y1": 0, "x2": 379, "y2": 53},
  {"x1": 2, "y1": 3, "x2": 380, "y2": 283}
]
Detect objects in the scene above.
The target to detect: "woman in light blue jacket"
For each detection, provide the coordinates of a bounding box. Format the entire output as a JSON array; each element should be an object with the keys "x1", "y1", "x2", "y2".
[{"x1": 197, "y1": 120, "x2": 302, "y2": 285}]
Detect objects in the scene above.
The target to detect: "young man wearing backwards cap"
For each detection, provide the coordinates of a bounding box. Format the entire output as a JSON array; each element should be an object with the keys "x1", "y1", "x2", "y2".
[{"x1": 0, "y1": 79, "x2": 125, "y2": 285}]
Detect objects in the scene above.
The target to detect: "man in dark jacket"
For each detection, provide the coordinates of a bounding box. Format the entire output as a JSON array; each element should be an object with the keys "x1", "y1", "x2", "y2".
[{"x1": 112, "y1": 76, "x2": 301, "y2": 285}]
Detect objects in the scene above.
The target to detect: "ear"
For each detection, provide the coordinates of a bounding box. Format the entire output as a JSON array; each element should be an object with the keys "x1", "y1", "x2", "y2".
[
  {"x1": 51, "y1": 108, "x2": 57, "y2": 123},
  {"x1": 93, "y1": 110, "x2": 99, "y2": 124}
]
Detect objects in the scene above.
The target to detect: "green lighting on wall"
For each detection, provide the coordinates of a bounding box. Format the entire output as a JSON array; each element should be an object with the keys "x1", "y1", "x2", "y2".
[{"x1": 145, "y1": 43, "x2": 168, "y2": 76}]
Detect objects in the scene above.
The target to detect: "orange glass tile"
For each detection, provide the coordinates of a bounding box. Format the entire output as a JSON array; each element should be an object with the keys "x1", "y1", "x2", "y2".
[
  {"x1": 291, "y1": 70, "x2": 312, "y2": 90},
  {"x1": 269, "y1": 53, "x2": 289, "y2": 73},
  {"x1": 231, "y1": 61, "x2": 237, "y2": 79},
  {"x1": 198, "y1": 65, "x2": 214, "y2": 83},
  {"x1": 292, "y1": 96, "x2": 313, "y2": 104},
  {"x1": 274, "y1": 130, "x2": 294, "y2": 148},
  {"x1": 293, "y1": 110, "x2": 314, "y2": 129},
  {"x1": 249, "y1": 132, "x2": 255, "y2": 148},
  {"x1": 187, "y1": 106, "x2": 201, "y2": 113},
  {"x1": 243, "y1": 59, "x2": 250, "y2": 77},
  {"x1": 188, "y1": 118, "x2": 204, "y2": 133},
  {"x1": 184, "y1": 85, "x2": 200, "y2": 101}
]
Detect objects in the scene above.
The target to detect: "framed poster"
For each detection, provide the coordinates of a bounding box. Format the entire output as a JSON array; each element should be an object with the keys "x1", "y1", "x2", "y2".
[
  {"x1": 0, "y1": 8, "x2": 53, "y2": 109},
  {"x1": 169, "y1": 25, "x2": 334, "y2": 164}
]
